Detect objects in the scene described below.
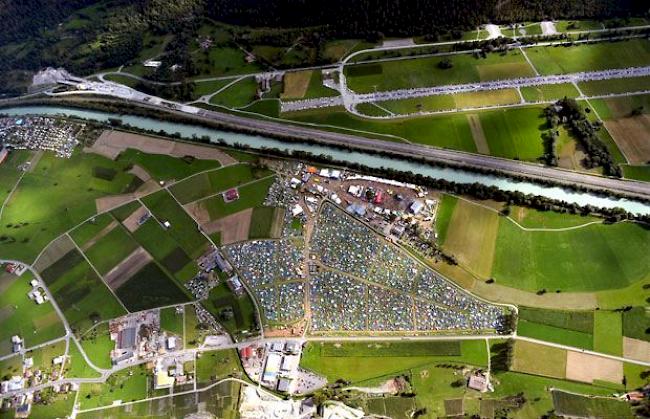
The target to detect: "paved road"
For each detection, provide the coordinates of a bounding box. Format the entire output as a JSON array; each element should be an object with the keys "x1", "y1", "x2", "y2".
[{"x1": 185, "y1": 105, "x2": 650, "y2": 201}]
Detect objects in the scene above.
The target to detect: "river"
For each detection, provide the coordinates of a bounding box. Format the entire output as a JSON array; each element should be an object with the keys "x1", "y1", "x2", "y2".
[{"x1": 3, "y1": 105, "x2": 650, "y2": 215}]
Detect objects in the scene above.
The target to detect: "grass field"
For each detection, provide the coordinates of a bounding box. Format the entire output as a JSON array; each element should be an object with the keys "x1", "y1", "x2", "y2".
[
  {"x1": 281, "y1": 71, "x2": 312, "y2": 99},
  {"x1": 301, "y1": 340, "x2": 487, "y2": 383},
  {"x1": 69, "y1": 213, "x2": 115, "y2": 247},
  {"x1": 117, "y1": 148, "x2": 221, "y2": 182},
  {"x1": 83, "y1": 224, "x2": 139, "y2": 275},
  {"x1": 115, "y1": 263, "x2": 190, "y2": 311},
  {"x1": 434, "y1": 194, "x2": 458, "y2": 245},
  {"x1": 593, "y1": 311, "x2": 623, "y2": 355},
  {"x1": 622, "y1": 165, "x2": 650, "y2": 181},
  {"x1": 453, "y1": 89, "x2": 521, "y2": 108},
  {"x1": 517, "y1": 307, "x2": 594, "y2": 349},
  {"x1": 79, "y1": 365, "x2": 148, "y2": 409},
  {"x1": 209, "y1": 77, "x2": 258, "y2": 108},
  {"x1": 345, "y1": 50, "x2": 535, "y2": 93},
  {"x1": 552, "y1": 390, "x2": 633, "y2": 418},
  {"x1": 0, "y1": 150, "x2": 32, "y2": 205},
  {"x1": 478, "y1": 106, "x2": 546, "y2": 161},
  {"x1": 104, "y1": 74, "x2": 139, "y2": 88},
  {"x1": 622, "y1": 307, "x2": 650, "y2": 342},
  {"x1": 589, "y1": 94, "x2": 650, "y2": 120},
  {"x1": 196, "y1": 349, "x2": 242, "y2": 383},
  {"x1": 526, "y1": 39, "x2": 650, "y2": 75},
  {"x1": 512, "y1": 340, "x2": 566, "y2": 379},
  {"x1": 240, "y1": 99, "x2": 281, "y2": 118},
  {"x1": 203, "y1": 176, "x2": 275, "y2": 220},
  {"x1": 492, "y1": 220, "x2": 650, "y2": 292},
  {"x1": 0, "y1": 151, "x2": 137, "y2": 262},
  {"x1": 142, "y1": 190, "x2": 208, "y2": 258},
  {"x1": 377, "y1": 95, "x2": 456, "y2": 114},
  {"x1": 285, "y1": 107, "x2": 478, "y2": 151},
  {"x1": 169, "y1": 164, "x2": 271, "y2": 204},
  {"x1": 65, "y1": 340, "x2": 102, "y2": 378},
  {"x1": 0, "y1": 271, "x2": 65, "y2": 356},
  {"x1": 79, "y1": 322, "x2": 113, "y2": 370},
  {"x1": 192, "y1": 79, "x2": 232, "y2": 99},
  {"x1": 160, "y1": 306, "x2": 184, "y2": 337},
  {"x1": 579, "y1": 76, "x2": 650, "y2": 96},
  {"x1": 248, "y1": 206, "x2": 277, "y2": 239},
  {"x1": 443, "y1": 199, "x2": 499, "y2": 277},
  {"x1": 509, "y1": 206, "x2": 599, "y2": 229},
  {"x1": 520, "y1": 83, "x2": 580, "y2": 102},
  {"x1": 203, "y1": 283, "x2": 257, "y2": 337},
  {"x1": 40, "y1": 249, "x2": 126, "y2": 335}
]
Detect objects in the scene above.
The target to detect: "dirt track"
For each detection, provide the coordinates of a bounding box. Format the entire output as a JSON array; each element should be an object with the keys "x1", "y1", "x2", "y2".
[{"x1": 86, "y1": 130, "x2": 236, "y2": 165}]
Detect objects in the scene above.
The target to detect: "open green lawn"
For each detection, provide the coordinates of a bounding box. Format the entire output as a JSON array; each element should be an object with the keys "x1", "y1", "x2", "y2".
[
  {"x1": 435, "y1": 194, "x2": 458, "y2": 245},
  {"x1": 303, "y1": 70, "x2": 339, "y2": 98},
  {"x1": 345, "y1": 50, "x2": 535, "y2": 93},
  {"x1": 209, "y1": 77, "x2": 258, "y2": 108},
  {"x1": 240, "y1": 99, "x2": 281, "y2": 118},
  {"x1": 593, "y1": 311, "x2": 623, "y2": 355},
  {"x1": 0, "y1": 271, "x2": 65, "y2": 356},
  {"x1": 40, "y1": 249, "x2": 126, "y2": 335},
  {"x1": 117, "y1": 148, "x2": 221, "y2": 182},
  {"x1": 104, "y1": 74, "x2": 139, "y2": 88},
  {"x1": 160, "y1": 306, "x2": 184, "y2": 337},
  {"x1": 377, "y1": 95, "x2": 456, "y2": 114},
  {"x1": 622, "y1": 165, "x2": 650, "y2": 182},
  {"x1": 193, "y1": 47, "x2": 263, "y2": 78},
  {"x1": 520, "y1": 83, "x2": 580, "y2": 102},
  {"x1": 83, "y1": 224, "x2": 139, "y2": 275},
  {"x1": 196, "y1": 349, "x2": 242, "y2": 383},
  {"x1": 28, "y1": 339, "x2": 67, "y2": 373},
  {"x1": 204, "y1": 283, "x2": 257, "y2": 337},
  {"x1": 169, "y1": 163, "x2": 270, "y2": 204},
  {"x1": 555, "y1": 20, "x2": 605, "y2": 32},
  {"x1": 510, "y1": 206, "x2": 600, "y2": 229},
  {"x1": 518, "y1": 320, "x2": 593, "y2": 349},
  {"x1": 301, "y1": 340, "x2": 487, "y2": 383},
  {"x1": 203, "y1": 176, "x2": 275, "y2": 220},
  {"x1": 79, "y1": 365, "x2": 149, "y2": 409},
  {"x1": 131, "y1": 219, "x2": 178, "y2": 262},
  {"x1": 29, "y1": 390, "x2": 76, "y2": 418},
  {"x1": 285, "y1": 107, "x2": 477, "y2": 151},
  {"x1": 0, "y1": 151, "x2": 137, "y2": 263},
  {"x1": 492, "y1": 219, "x2": 650, "y2": 292},
  {"x1": 479, "y1": 106, "x2": 546, "y2": 161},
  {"x1": 579, "y1": 76, "x2": 650, "y2": 96},
  {"x1": 142, "y1": 190, "x2": 208, "y2": 258},
  {"x1": 116, "y1": 263, "x2": 190, "y2": 311},
  {"x1": 526, "y1": 39, "x2": 650, "y2": 75},
  {"x1": 79, "y1": 322, "x2": 113, "y2": 370}
]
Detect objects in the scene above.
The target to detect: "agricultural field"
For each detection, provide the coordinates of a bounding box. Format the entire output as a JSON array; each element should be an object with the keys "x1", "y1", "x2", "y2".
[
  {"x1": 81, "y1": 224, "x2": 139, "y2": 275},
  {"x1": 517, "y1": 307, "x2": 594, "y2": 349},
  {"x1": 511, "y1": 340, "x2": 567, "y2": 379},
  {"x1": 526, "y1": 39, "x2": 650, "y2": 75},
  {"x1": 209, "y1": 77, "x2": 259, "y2": 108},
  {"x1": 116, "y1": 148, "x2": 221, "y2": 182},
  {"x1": 300, "y1": 340, "x2": 487, "y2": 383},
  {"x1": 203, "y1": 283, "x2": 257, "y2": 337},
  {"x1": 345, "y1": 49, "x2": 535, "y2": 93},
  {"x1": 160, "y1": 306, "x2": 185, "y2": 337},
  {"x1": 78, "y1": 365, "x2": 149, "y2": 409},
  {"x1": 39, "y1": 246, "x2": 126, "y2": 335},
  {"x1": 520, "y1": 83, "x2": 580, "y2": 102},
  {"x1": 201, "y1": 176, "x2": 276, "y2": 220},
  {"x1": 441, "y1": 198, "x2": 650, "y2": 293},
  {"x1": 78, "y1": 322, "x2": 113, "y2": 369},
  {"x1": 169, "y1": 163, "x2": 272, "y2": 204},
  {"x1": 0, "y1": 270, "x2": 65, "y2": 355},
  {"x1": 115, "y1": 262, "x2": 190, "y2": 311},
  {"x1": 0, "y1": 151, "x2": 138, "y2": 262},
  {"x1": 141, "y1": 190, "x2": 209, "y2": 258},
  {"x1": 478, "y1": 106, "x2": 546, "y2": 161},
  {"x1": 552, "y1": 390, "x2": 634, "y2": 418},
  {"x1": 578, "y1": 76, "x2": 650, "y2": 96},
  {"x1": 196, "y1": 349, "x2": 242, "y2": 383}
]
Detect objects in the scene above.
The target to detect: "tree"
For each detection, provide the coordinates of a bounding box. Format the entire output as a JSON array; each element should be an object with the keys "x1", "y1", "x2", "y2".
[{"x1": 437, "y1": 58, "x2": 453, "y2": 69}]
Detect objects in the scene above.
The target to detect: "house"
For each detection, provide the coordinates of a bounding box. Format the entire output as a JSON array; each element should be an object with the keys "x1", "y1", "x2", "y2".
[
  {"x1": 0, "y1": 148, "x2": 8, "y2": 165},
  {"x1": 11, "y1": 336, "x2": 23, "y2": 353},
  {"x1": 291, "y1": 204, "x2": 304, "y2": 217},
  {"x1": 277, "y1": 377, "x2": 292, "y2": 392},
  {"x1": 262, "y1": 353, "x2": 282, "y2": 383},
  {"x1": 224, "y1": 188, "x2": 239, "y2": 202},
  {"x1": 468, "y1": 372, "x2": 488, "y2": 392},
  {"x1": 284, "y1": 341, "x2": 300, "y2": 354},
  {"x1": 167, "y1": 337, "x2": 176, "y2": 351},
  {"x1": 143, "y1": 60, "x2": 162, "y2": 68},
  {"x1": 409, "y1": 200, "x2": 424, "y2": 214},
  {"x1": 280, "y1": 355, "x2": 299, "y2": 372},
  {"x1": 226, "y1": 275, "x2": 244, "y2": 296},
  {"x1": 117, "y1": 327, "x2": 137, "y2": 350}
]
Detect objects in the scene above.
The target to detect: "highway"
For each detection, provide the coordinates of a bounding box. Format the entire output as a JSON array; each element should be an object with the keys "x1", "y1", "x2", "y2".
[{"x1": 187, "y1": 105, "x2": 650, "y2": 202}]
